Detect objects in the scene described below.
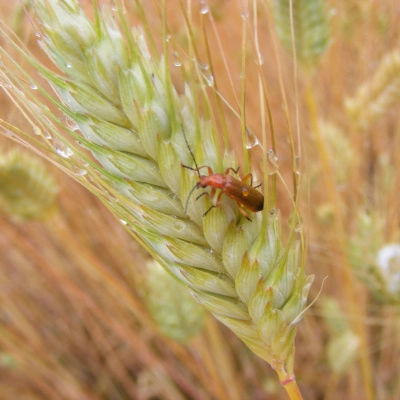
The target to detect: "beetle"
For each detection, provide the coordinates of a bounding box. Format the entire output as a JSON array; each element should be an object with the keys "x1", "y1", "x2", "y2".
[{"x1": 180, "y1": 125, "x2": 264, "y2": 220}]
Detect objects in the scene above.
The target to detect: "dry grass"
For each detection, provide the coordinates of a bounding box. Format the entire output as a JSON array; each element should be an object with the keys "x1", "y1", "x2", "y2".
[{"x1": 1, "y1": 1, "x2": 400, "y2": 399}]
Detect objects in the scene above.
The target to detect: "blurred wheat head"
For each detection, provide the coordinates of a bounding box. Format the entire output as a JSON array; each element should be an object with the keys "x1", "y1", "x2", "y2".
[
  {"x1": 0, "y1": 147, "x2": 58, "y2": 220},
  {"x1": 0, "y1": 0, "x2": 314, "y2": 384}
]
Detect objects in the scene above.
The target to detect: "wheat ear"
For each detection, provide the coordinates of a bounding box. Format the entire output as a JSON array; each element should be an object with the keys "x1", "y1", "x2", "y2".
[
  {"x1": 270, "y1": 0, "x2": 331, "y2": 70},
  {"x1": 144, "y1": 259, "x2": 205, "y2": 343},
  {"x1": 345, "y1": 50, "x2": 400, "y2": 129},
  {"x1": 0, "y1": 0, "x2": 314, "y2": 386},
  {"x1": 0, "y1": 148, "x2": 58, "y2": 220}
]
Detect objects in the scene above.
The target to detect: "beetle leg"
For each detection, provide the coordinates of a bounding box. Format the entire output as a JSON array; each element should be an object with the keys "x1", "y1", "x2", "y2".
[
  {"x1": 242, "y1": 173, "x2": 262, "y2": 189},
  {"x1": 197, "y1": 166, "x2": 214, "y2": 175},
  {"x1": 214, "y1": 189, "x2": 224, "y2": 206},
  {"x1": 196, "y1": 188, "x2": 218, "y2": 217},
  {"x1": 225, "y1": 166, "x2": 240, "y2": 175},
  {"x1": 202, "y1": 189, "x2": 222, "y2": 217},
  {"x1": 237, "y1": 203, "x2": 252, "y2": 221},
  {"x1": 195, "y1": 191, "x2": 208, "y2": 201},
  {"x1": 203, "y1": 204, "x2": 216, "y2": 216},
  {"x1": 242, "y1": 173, "x2": 253, "y2": 186},
  {"x1": 196, "y1": 192, "x2": 215, "y2": 216}
]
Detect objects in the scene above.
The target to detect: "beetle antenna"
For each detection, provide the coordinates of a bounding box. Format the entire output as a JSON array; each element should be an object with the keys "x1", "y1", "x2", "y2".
[
  {"x1": 181, "y1": 124, "x2": 200, "y2": 177},
  {"x1": 184, "y1": 183, "x2": 200, "y2": 213}
]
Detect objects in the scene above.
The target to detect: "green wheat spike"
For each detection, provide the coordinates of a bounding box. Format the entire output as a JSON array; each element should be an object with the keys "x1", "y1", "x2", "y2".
[
  {"x1": 270, "y1": 0, "x2": 331, "y2": 69},
  {"x1": 0, "y1": 0, "x2": 313, "y2": 378}
]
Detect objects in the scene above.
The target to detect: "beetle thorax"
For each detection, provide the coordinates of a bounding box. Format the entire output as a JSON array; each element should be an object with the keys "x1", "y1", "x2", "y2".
[{"x1": 199, "y1": 174, "x2": 225, "y2": 189}]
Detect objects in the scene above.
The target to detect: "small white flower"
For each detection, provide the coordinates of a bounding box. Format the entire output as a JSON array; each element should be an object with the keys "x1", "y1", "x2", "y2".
[{"x1": 376, "y1": 244, "x2": 400, "y2": 294}]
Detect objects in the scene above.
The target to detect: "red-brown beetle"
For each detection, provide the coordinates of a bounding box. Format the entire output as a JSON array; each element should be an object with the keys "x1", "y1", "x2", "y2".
[{"x1": 181, "y1": 126, "x2": 264, "y2": 220}]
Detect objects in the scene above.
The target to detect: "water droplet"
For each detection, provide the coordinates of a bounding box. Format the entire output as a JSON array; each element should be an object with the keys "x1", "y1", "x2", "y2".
[
  {"x1": 65, "y1": 63, "x2": 72, "y2": 69},
  {"x1": 200, "y1": 0, "x2": 209, "y2": 14},
  {"x1": 198, "y1": 62, "x2": 214, "y2": 86},
  {"x1": 245, "y1": 128, "x2": 260, "y2": 149},
  {"x1": 295, "y1": 221, "x2": 303, "y2": 233},
  {"x1": 256, "y1": 51, "x2": 264, "y2": 66},
  {"x1": 205, "y1": 72, "x2": 214, "y2": 86},
  {"x1": 33, "y1": 125, "x2": 41, "y2": 135},
  {"x1": 294, "y1": 155, "x2": 301, "y2": 176},
  {"x1": 198, "y1": 62, "x2": 208, "y2": 70},
  {"x1": 240, "y1": 0, "x2": 249, "y2": 19},
  {"x1": 267, "y1": 149, "x2": 279, "y2": 175},
  {"x1": 29, "y1": 83, "x2": 37, "y2": 90},
  {"x1": 72, "y1": 165, "x2": 87, "y2": 176},
  {"x1": 54, "y1": 139, "x2": 74, "y2": 158},
  {"x1": 33, "y1": 125, "x2": 52, "y2": 139},
  {"x1": 120, "y1": 219, "x2": 128, "y2": 225},
  {"x1": 43, "y1": 130, "x2": 52, "y2": 140},
  {"x1": 174, "y1": 220, "x2": 186, "y2": 231},
  {"x1": 63, "y1": 115, "x2": 79, "y2": 131},
  {"x1": 250, "y1": 170, "x2": 261, "y2": 188},
  {"x1": 165, "y1": 34, "x2": 172, "y2": 42},
  {"x1": 172, "y1": 51, "x2": 182, "y2": 67}
]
